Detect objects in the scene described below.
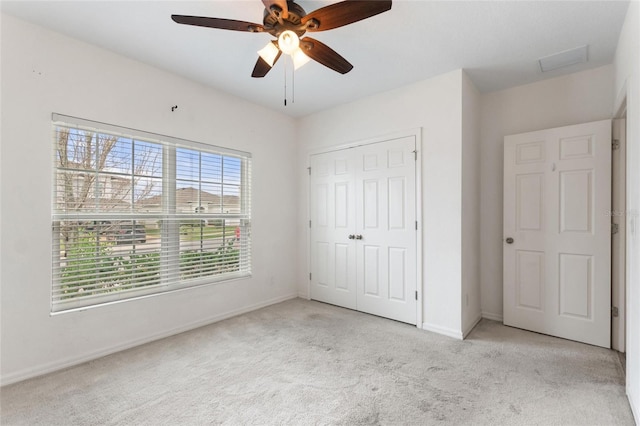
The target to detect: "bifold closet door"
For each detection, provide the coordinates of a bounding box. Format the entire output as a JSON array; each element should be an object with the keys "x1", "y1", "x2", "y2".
[
  {"x1": 309, "y1": 136, "x2": 417, "y2": 324},
  {"x1": 354, "y1": 137, "x2": 417, "y2": 324},
  {"x1": 309, "y1": 148, "x2": 358, "y2": 310}
]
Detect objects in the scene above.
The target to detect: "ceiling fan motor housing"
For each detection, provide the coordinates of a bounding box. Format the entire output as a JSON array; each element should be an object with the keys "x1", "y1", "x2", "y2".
[{"x1": 263, "y1": 1, "x2": 311, "y2": 37}]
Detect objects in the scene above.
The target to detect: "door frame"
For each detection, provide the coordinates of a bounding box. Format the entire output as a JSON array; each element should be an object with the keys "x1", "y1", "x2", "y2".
[
  {"x1": 612, "y1": 100, "x2": 627, "y2": 353},
  {"x1": 306, "y1": 128, "x2": 423, "y2": 328}
]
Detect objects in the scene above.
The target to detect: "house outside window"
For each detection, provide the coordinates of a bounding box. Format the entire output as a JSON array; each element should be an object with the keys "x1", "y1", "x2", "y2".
[{"x1": 52, "y1": 114, "x2": 251, "y2": 312}]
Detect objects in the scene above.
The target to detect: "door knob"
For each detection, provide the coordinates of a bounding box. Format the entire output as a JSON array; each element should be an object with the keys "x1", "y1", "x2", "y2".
[
  {"x1": 348, "y1": 234, "x2": 356, "y2": 240},
  {"x1": 355, "y1": 235, "x2": 363, "y2": 240},
  {"x1": 505, "y1": 237, "x2": 514, "y2": 244}
]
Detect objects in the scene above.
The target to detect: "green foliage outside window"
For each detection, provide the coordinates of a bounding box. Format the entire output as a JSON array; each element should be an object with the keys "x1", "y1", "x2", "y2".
[
  {"x1": 181, "y1": 240, "x2": 240, "y2": 279},
  {"x1": 60, "y1": 231, "x2": 239, "y2": 299}
]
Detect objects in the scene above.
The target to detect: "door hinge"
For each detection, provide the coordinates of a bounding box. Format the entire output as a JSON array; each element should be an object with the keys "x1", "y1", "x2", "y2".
[
  {"x1": 415, "y1": 290, "x2": 418, "y2": 300},
  {"x1": 415, "y1": 221, "x2": 418, "y2": 230},
  {"x1": 612, "y1": 139, "x2": 620, "y2": 150},
  {"x1": 309, "y1": 273, "x2": 312, "y2": 281},
  {"x1": 309, "y1": 220, "x2": 312, "y2": 228},
  {"x1": 308, "y1": 167, "x2": 311, "y2": 175},
  {"x1": 413, "y1": 150, "x2": 418, "y2": 160},
  {"x1": 612, "y1": 223, "x2": 619, "y2": 235},
  {"x1": 612, "y1": 306, "x2": 619, "y2": 317}
]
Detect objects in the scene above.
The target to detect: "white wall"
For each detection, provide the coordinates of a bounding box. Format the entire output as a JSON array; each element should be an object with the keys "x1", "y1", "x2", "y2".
[
  {"x1": 461, "y1": 72, "x2": 481, "y2": 336},
  {"x1": 614, "y1": 1, "x2": 640, "y2": 422},
  {"x1": 0, "y1": 15, "x2": 298, "y2": 385},
  {"x1": 2, "y1": 12, "x2": 635, "y2": 418},
  {"x1": 297, "y1": 69, "x2": 478, "y2": 339},
  {"x1": 478, "y1": 65, "x2": 615, "y2": 321}
]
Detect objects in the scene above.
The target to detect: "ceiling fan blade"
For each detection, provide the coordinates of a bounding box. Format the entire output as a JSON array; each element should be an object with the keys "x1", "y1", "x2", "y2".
[
  {"x1": 262, "y1": 0, "x2": 289, "y2": 19},
  {"x1": 300, "y1": 37, "x2": 353, "y2": 74},
  {"x1": 251, "y1": 51, "x2": 283, "y2": 78},
  {"x1": 302, "y1": 0, "x2": 392, "y2": 32},
  {"x1": 171, "y1": 15, "x2": 264, "y2": 32}
]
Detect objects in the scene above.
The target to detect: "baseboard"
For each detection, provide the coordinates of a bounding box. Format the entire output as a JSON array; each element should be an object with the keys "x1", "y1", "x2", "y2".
[
  {"x1": 421, "y1": 322, "x2": 464, "y2": 340},
  {"x1": 462, "y1": 313, "x2": 482, "y2": 338},
  {"x1": 628, "y1": 385, "x2": 639, "y2": 425},
  {"x1": 298, "y1": 291, "x2": 310, "y2": 300},
  {"x1": 481, "y1": 311, "x2": 503, "y2": 322},
  {"x1": 1, "y1": 293, "x2": 299, "y2": 387}
]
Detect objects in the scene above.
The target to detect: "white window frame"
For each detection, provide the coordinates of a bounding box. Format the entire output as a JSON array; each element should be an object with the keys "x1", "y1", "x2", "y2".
[{"x1": 51, "y1": 114, "x2": 252, "y2": 313}]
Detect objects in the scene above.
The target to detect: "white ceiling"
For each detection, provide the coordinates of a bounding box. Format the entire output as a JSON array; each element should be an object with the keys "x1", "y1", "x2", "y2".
[{"x1": 1, "y1": 1, "x2": 630, "y2": 117}]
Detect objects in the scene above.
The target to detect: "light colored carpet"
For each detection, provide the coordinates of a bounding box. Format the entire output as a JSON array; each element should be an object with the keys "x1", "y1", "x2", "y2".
[{"x1": 0, "y1": 298, "x2": 634, "y2": 425}]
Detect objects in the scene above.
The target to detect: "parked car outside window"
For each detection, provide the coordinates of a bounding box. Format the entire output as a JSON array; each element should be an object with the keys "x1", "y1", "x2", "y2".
[{"x1": 115, "y1": 224, "x2": 146, "y2": 244}]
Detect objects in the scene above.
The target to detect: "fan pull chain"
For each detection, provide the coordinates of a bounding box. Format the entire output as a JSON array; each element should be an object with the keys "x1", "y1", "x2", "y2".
[
  {"x1": 283, "y1": 57, "x2": 288, "y2": 106},
  {"x1": 283, "y1": 56, "x2": 296, "y2": 106}
]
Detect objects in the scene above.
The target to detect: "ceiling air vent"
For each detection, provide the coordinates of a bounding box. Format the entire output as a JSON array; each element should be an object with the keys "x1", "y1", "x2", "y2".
[{"x1": 538, "y1": 45, "x2": 588, "y2": 73}]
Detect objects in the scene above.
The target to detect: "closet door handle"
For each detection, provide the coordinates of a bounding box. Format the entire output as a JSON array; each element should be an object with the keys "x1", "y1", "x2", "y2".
[
  {"x1": 348, "y1": 234, "x2": 356, "y2": 240},
  {"x1": 355, "y1": 234, "x2": 363, "y2": 240}
]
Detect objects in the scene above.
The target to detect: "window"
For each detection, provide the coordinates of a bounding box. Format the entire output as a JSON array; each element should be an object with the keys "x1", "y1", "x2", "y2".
[{"x1": 52, "y1": 114, "x2": 251, "y2": 312}]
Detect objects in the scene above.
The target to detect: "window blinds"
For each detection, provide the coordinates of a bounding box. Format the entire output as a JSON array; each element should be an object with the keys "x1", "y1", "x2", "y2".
[{"x1": 52, "y1": 114, "x2": 252, "y2": 312}]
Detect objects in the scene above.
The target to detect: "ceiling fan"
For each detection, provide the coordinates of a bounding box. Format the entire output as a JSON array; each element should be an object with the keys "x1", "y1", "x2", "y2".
[{"x1": 171, "y1": 0, "x2": 392, "y2": 78}]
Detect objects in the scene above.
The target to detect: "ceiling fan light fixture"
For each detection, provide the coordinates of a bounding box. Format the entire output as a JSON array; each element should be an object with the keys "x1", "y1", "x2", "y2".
[
  {"x1": 257, "y1": 41, "x2": 280, "y2": 67},
  {"x1": 292, "y1": 48, "x2": 311, "y2": 70},
  {"x1": 278, "y1": 30, "x2": 300, "y2": 55}
]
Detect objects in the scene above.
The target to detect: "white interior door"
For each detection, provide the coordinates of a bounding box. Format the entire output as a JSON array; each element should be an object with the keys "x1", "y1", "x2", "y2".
[
  {"x1": 355, "y1": 137, "x2": 417, "y2": 324},
  {"x1": 310, "y1": 136, "x2": 417, "y2": 324},
  {"x1": 309, "y1": 149, "x2": 357, "y2": 309},
  {"x1": 503, "y1": 120, "x2": 611, "y2": 347}
]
